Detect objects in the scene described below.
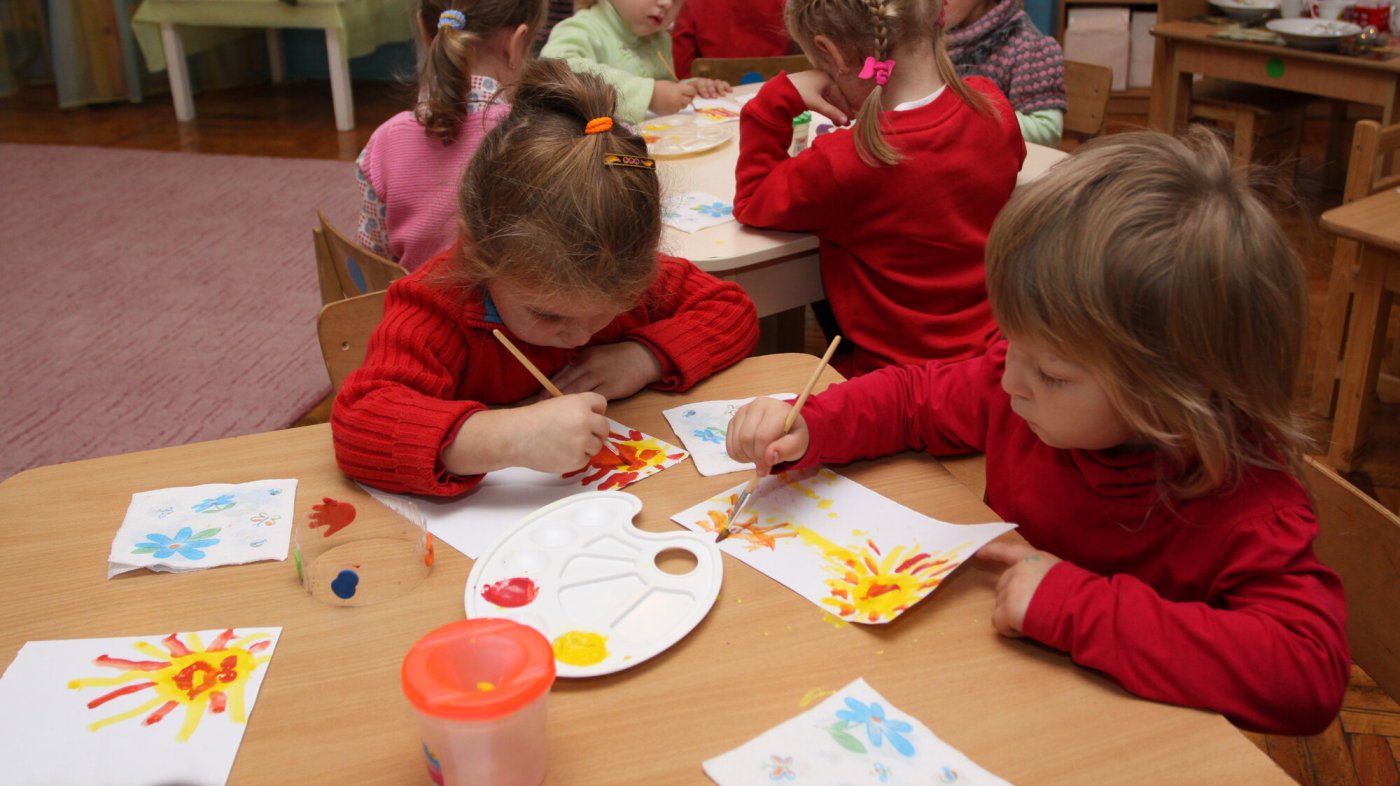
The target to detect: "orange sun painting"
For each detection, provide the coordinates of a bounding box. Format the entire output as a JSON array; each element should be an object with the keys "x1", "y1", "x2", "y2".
[
  {"x1": 795, "y1": 526, "x2": 967, "y2": 623},
  {"x1": 690, "y1": 491, "x2": 801, "y2": 551},
  {"x1": 563, "y1": 427, "x2": 688, "y2": 490},
  {"x1": 67, "y1": 629, "x2": 275, "y2": 742}
]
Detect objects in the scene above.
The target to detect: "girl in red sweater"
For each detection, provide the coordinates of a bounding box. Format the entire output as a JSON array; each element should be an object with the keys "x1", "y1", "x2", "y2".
[
  {"x1": 333, "y1": 59, "x2": 759, "y2": 497},
  {"x1": 733, "y1": 0, "x2": 1025, "y2": 377},
  {"x1": 727, "y1": 129, "x2": 1350, "y2": 736}
]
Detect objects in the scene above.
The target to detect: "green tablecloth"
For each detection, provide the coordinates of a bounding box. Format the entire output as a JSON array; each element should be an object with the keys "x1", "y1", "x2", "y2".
[{"x1": 131, "y1": 0, "x2": 414, "y2": 73}]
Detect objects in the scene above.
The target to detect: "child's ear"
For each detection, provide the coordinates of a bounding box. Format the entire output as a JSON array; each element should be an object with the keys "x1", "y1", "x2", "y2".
[
  {"x1": 506, "y1": 23, "x2": 531, "y2": 71},
  {"x1": 810, "y1": 35, "x2": 851, "y2": 76}
]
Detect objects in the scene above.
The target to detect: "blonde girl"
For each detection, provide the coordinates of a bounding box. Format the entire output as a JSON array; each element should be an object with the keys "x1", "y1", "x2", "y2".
[
  {"x1": 355, "y1": 0, "x2": 547, "y2": 272},
  {"x1": 727, "y1": 128, "x2": 1349, "y2": 736},
  {"x1": 733, "y1": 0, "x2": 1026, "y2": 377},
  {"x1": 335, "y1": 59, "x2": 759, "y2": 496}
]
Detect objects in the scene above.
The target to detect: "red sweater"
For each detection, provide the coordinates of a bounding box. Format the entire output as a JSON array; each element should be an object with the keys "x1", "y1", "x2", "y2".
[
  {"x1": 790, "y1": 343, "x2": 1350, "y2": 736},
  {"x1": 733, "y1": 74, "x2": 1025, "y2": 377},
  {"x1": 332, "y1": 251, "x2": 759, "y2": 496},
  {"x1": 670, "y1": 0, "x2": 791, "y2": 79}
]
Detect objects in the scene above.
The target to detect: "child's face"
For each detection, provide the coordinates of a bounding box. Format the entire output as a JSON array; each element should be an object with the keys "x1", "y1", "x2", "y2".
[
  {"x1": 943, "y1": 0, "x2": 994, "y2": 29},
  {"x1": 1001, "y1": 336, "x2": 1136, "y2": 451},
  {"x1": 488, "y1": 279, "x2": 628, "y2": 349},
  {"x1": 609, "y1": 0, "x2": 682, "y2": 38}
]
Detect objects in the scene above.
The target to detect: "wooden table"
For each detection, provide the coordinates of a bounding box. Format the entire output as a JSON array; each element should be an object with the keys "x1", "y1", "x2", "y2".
[
  {"x1": 659, "y1": 86, "x2": 1069, "y2": 351},
  {"x1": 1149, "y1": 21, "x2": 1400, "y2": 134},
  {"x1": 0, "y1": 354, "x2": 1288, "y2": 783},
  {"x1": 1321, "y1": 187, "x2": 1400, "y2": 469}
]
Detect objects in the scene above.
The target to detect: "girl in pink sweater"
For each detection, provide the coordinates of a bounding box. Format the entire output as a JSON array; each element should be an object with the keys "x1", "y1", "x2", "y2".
[{"x1": 355, "y1": 0, "x2": 547, "y2": 272}]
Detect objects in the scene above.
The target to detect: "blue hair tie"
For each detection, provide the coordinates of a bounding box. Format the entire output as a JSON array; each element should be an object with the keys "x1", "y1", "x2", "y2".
[{"x1": 438, "y1": 9, "x2": 466, "y2": 29}]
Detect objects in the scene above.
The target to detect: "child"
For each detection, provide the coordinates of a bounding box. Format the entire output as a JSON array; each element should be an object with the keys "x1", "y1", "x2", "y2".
[
  {"x1": 334, "y1": 59, "x2": 760, "y2": 496},
  {"x1": 945, "y1": 0, "x2": 1067, "y2": 147},
  {"x1": 726, "y1": 128, "x2": 1350, "y2": 736},
  {"x1": 733, "y1": 0, "x2": 1025, "y2": 377},
  {"x1": 356, "y1": 0, "x2": 547, "y2": 273},
  {"x1": 540, "y1": 0, "x2": 732, "y2": 122},
  {"x1": 670, "y1": 0, "x2": 791, "y2": 79}
]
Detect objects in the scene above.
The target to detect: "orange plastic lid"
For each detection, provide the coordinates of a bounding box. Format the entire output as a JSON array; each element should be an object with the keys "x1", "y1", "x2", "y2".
[{"x1": 402, "y1": 618, "x2": 555, "y2": 722}]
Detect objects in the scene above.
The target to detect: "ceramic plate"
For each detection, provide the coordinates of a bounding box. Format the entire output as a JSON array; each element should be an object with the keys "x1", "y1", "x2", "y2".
[
  {"x1": 465, "y1": 491, "x2": 722, "y2": 677},
  {"x1": 643, "y1": 114, "x2": 736, "y2": 157},
  {"x1": 1265, "y1": 18, "x2": 1362, "y2": 48},
  {"x1": 1209, "y1": 0, "x2": 1280, "y2": 22}
]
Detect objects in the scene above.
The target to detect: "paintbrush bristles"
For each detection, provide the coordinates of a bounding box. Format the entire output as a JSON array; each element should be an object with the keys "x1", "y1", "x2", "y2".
[
  {"x1": 783, "y1": 335, "x2": 841, "y2": 433},
  {"x1": 492, "y1": 329, "x2": 564, "y2": 398}
]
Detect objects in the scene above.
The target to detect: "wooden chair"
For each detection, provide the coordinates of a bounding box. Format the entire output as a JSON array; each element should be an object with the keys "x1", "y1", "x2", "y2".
[
  {"x1": 1310, "y1": 119, "x2": 1400, "y2": 420},
  {"x1": 314, "y1": 209, "x2": 408, "y2": 306},
  {"x1": 691, "y1": 54, "x2": 812, "y2": 85},
  {"x1": 317, "y1": 289, "x2": 387, "y2": 392},
  {"x1": 1060, "y1": 60, "x2": 1113, "y2": 148}
]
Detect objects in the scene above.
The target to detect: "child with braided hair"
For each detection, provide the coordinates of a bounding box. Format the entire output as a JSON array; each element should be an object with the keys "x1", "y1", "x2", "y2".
[
  {"x1": 334, "y1": 58, "x2": 759, "y2": 496},
  {"x1": 733, "y1": 0, "x2": 1026, "y2": 377}
]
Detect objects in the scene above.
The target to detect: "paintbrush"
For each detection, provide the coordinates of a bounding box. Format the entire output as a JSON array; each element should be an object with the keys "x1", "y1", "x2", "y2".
[
  {"x1": 492, "y1": 329, "x2": 621, "y2": 460},
  {"x1": 654, "y1": 48, "x2": 697, "y2": 113},
  {"x1": 717, "y1": 336, "x2": 841, "y2": 543}
]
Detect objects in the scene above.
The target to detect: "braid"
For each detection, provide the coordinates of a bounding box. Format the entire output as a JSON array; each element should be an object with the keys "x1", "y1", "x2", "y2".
[{"x1": 862, "y1": 0, "x2": 890, "y2": 58}]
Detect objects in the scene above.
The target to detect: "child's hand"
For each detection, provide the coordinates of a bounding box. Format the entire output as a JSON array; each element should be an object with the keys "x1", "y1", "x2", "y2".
[
  {"x1": 726, "y1": 397, "x2": 810, "y2": 475},
  {"x1": 444, "y1": 393, "x2": 610, "y2": 475},
  {"x1": 976, "y1": 534, "x2": 1062, "y2": 637},
  {"x1": 689, "y1": 78, "x2": 732, "y2": 99},
  {"x1": 786, "y1": 70, "x2": 854, "y2": 126},
  {"x1": 651, "y1": 80, "x2": 699, "y2": 114},
  {"x1": 552, "y1": 341, "x2": 662, "y2": 400}
]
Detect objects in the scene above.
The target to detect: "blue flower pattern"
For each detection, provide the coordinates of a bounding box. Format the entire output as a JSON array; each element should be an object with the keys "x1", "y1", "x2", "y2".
[
  {"x1": 692, "y1": 201, "x2": 733, "y2": 219},
  {"x1": 192, "y1": 494, "x2": 236, "y2": 513},
  {"x1": 132, "y1": 526, "x2": 222, "y2": 560},
  {"x1": 835, "y1": 697, "x2": 916, "y2": 757},
  {"x1": 691, "y1": 425, "x2": 726, "y2": 445}
]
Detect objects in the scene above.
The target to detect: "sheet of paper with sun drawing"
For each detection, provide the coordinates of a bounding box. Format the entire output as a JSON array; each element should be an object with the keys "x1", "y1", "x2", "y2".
[
  {"x1": 662, "y1": 191, "x2": 736, "y2": 233},
  {"x1": 671, "y1": 467, "x2": 1015, "y2": 623},
  {"x1": 662, "y1": 394, "x2": 795, "y2": 476},
  {"x1": 685, "y1": 94, "x2": 753, "y2": 124},
  {"x1": 0, "y1": 627, "x2": 282, "y2": 786},
  {"x1": 363, "y1": 418, "x2": 688, "y2": 559},
  {"x1": 107, "y1": 479, "x2": 298, "y2": 578},
  {"x1": 703, "y1": 677, "x2": 1011, "y2": 786}
]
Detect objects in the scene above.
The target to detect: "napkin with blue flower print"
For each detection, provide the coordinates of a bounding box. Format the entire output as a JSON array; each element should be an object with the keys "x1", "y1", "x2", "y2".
[
  {"x1": 703, "y1": 678, "x2": 1011, "y2": 785},
  {"x1": 662, "y1": 192, "x2": 735, "y2": 233},
  {"x1": 107, "y1": 480, "x2": 297, "y2": 578}
]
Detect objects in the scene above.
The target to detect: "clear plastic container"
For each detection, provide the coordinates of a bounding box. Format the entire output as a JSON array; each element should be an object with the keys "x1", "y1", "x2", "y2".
[
  {"x1": 292, "y1": 495, "x2": 432, "y2": 607},
  {"x1": 402, "y1": 619, "x2": 556, "y2": 786}
]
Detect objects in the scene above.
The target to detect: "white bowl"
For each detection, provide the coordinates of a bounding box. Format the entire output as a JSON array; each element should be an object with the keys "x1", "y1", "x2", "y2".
[
  {"x1": 1265, "y1": 17, "x2": 1362, "y2": 49},
  {"x1": 1210, "y1": 0, "x2": 1281, "y2": 23}
]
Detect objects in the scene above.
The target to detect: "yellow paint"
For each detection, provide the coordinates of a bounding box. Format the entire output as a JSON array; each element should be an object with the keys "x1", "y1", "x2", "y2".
[
  {"x1": 821, "y1": 612, "x2": 848, "y2": 628},
  {"x1": 477, "y1": 681, "x2": 496, "y2": 691},
  {"x1": 552, "y1": 631, "x2": 609, "y2": 667},
  {"x1": 799, "y1": 687, "x2": 835, "y2": 707},
  {"x1": 817, "y1": 499, "x2": 834, "y2": 510},
  {"x1": 794, "y1": 526, "x2": 969, "y2": 623}
]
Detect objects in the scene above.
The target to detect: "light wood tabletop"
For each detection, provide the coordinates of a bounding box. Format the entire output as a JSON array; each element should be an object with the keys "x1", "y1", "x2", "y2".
[{"x1": 0, "y1": 354, "x2": 1289, "y2": 784}]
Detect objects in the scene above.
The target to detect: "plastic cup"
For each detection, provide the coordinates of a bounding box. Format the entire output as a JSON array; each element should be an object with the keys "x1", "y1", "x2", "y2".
[
  {"x1": 292, "y1": 495, "x2": 432, "y2": 607},
  {"x1": 402, "y1": 619, "x2": 555, "y2": 786}
]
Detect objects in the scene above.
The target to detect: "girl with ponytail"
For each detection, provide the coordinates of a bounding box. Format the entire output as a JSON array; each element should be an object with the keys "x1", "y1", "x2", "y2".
[
  {"x1": 334, "y1": 59, "x2": 759, "y2": 497},
  {"x1": 733, "y1": 0, "x2": 1026, "y2": 377}
]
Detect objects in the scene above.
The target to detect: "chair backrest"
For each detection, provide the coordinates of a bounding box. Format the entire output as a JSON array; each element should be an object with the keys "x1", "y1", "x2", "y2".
[
  {"x1": 1342, "y1": 120, "x2": 1400, "y2": 204},
  {"x1": 317, "y1": 290, "x2": 388, "y2": 392},
  {"x1": 691, "y1": 55, "x2": 812, "y2": 85},
  {"x1": 1302, "y1": 455, "x2": 1400, "y2": 702},
  {"x1": 314, "y1": 209, "x2": 408, "y2": 306},
  {"x1": 1061, "y1": 60, "x2": 1113, "y2": 145}
]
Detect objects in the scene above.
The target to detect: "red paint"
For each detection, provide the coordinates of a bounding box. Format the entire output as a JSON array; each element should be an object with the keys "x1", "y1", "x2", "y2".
[
  {"x1": 208, "y1": 629, "x2": 236, "y2": 651},
  {"x1": 896, "y1": 553, "x2": 932, "y2": 573},
  {"x1": 143, "y1": 700, "x2": 179, "y2": 726},
  {"x1": 249, "y1": 640, "x2": 272, "y2": 653},
  {"x1": 210, "y1": 691, "x2": 228, "y2": 713},
  {"x1": 94, "y1": 655, "x2": 166, "y2": 671},
  {"x1": 481, "y1": 577, "x2": 539, "y2": 608},
  {"x1": 309, "y1": 497, "x2": 356, "y2": 537},
  {"x1": 865, "y1": 582, "x2": 899, "y2": 599},
  {"x1": 174, "y1": 660, "x2": 219, "y2": 699},
  {"x1": 87, "y1": 681, "x2": 155, "y2": 709},
  {"x1": 162, "y1": 633, "x2": 191, "y2": 657}
]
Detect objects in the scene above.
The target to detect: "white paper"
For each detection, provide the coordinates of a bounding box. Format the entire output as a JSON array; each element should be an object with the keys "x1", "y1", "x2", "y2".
[
  {"x1": 685, "y1": 94, "x2": 753, "y2": 124},
  {"x1": 108, "y1": 480, "x2": 297, "y2": 578},
  {"x1": 365, "y1": 419, "x2": 688, "y2": 559},
  {"x1": 672, "y1": 468, "x2": 1015, "y2": 623},
  {"x1": 662, "y1": 394, "x2": 796, "y2": 476},
  {"x1": 704, "y1": 677, "x2": 1011, "y2": 785},
  {"x1": 0, "y1": 628, "x2": 282, "y2": 786},
  {"x1": 663, "y1": 191, "x2": 736, "y2": 233}
]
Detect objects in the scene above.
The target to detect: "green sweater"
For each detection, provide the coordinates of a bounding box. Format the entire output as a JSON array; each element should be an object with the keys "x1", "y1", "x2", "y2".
[{"x1": 540, "y1": 2, "x2": 674, "y2": 123}]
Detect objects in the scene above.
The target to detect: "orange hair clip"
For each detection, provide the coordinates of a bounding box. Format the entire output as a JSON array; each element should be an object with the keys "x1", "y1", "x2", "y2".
[{"x1": 584, "y1": 117, "x2": 614, "y2": 135}]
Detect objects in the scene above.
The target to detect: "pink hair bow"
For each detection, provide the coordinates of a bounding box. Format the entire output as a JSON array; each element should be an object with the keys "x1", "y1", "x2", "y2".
[{"x1": 858, "y1": 56, "x2": 896, "y2": 86}]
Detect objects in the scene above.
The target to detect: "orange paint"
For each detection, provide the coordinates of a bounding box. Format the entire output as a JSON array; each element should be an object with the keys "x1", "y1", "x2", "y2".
[
  {"x1": 692, "y1": 492, "x2": 800, "y2": 551},
  {"x1": 563, "y1": 429, "x2": 685, "y2": 490},
  {"x1": 795, "y1": 527, "x2": 966, "y2": 623}
]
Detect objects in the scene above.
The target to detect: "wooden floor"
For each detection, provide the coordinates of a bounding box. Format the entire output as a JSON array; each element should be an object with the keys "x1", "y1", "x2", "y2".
[{"x1": 3, "y1": 77, "x2": 1396, "y2": 785}]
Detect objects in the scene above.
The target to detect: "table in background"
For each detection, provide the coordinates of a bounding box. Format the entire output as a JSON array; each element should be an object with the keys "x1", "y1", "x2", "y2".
[
  {"x1": 130, "y1": 0, "x2": 413, "y2": 131},
  {"x1": 1320, "y1": 187, "x2": 1400, "y2": 470},
  {"x1": 0, "y1": 354, "x2": 1289, "y2": 783},
  {"x1": 659, "y1": 85, "x2": 1070, "y2": 352}
]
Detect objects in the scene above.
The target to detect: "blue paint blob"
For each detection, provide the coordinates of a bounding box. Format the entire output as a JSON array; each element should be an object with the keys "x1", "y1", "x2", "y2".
[
  {"x1": 347, "y1": 257, "x2": 368, "y2": 294},
  {"x1": 331, "y1": 569, "x2": 360, "y2": 599}
]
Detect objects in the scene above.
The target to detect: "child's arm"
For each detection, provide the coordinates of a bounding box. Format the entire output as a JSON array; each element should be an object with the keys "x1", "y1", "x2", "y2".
[
  {"x1": 1017, "y1": 109, "x2": 1064, "y2": 148},
  {"x1": 540, "y1": 17, "x2": 660, "y2": 122},
  {"x1": 441, "y1": 393, "x2": 611, "y2": 475},
  {"x1": 732, "y1": 73, "x2": 853, "y2": 233}
]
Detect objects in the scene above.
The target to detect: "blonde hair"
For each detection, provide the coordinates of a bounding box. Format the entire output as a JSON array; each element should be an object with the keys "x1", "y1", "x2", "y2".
[
  {"x1": 442, "y1": 58, "x2": 661, "y2": 304},
  {"x1": 986, "y1": 127, "x2": 1310, "y2": 498},
  {"x1": 785, "y1": 0, "x2": 994, "y2": 166},
  {"x1": 416, "y1": 0, "x2": 549, "y2": 144}
]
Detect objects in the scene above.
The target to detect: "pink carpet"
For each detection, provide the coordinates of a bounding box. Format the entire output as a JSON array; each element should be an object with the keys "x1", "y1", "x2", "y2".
[{"x1": 0, "y1": 144, "x2": 362, "y2": 481}]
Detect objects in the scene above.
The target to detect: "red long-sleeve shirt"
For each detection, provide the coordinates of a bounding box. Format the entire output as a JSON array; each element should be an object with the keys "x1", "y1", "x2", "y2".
[
  {"x1": 789, "y1": 343, "x2": 1350, "y2": 735},
  {"x1": 733, "y1": 73, "x2": 1025, "y2": 376},
  {"x1": 670, "y1": 0, "x2": 791, "y2": 79},
  {"x1": 332, "y1": 250, "x2": 758, "y2": 496}
]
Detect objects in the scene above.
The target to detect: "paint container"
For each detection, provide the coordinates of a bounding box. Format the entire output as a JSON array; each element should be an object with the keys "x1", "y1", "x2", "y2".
[
  {"x1": 789, "y1": 111, "x2": 812, "y2": 156},
  {"x1": 292, "y1": 495, "x2": 433, "y2": 607},
  {"x1": 402, "y1": 619, "x2": 555, "y2": 786}
]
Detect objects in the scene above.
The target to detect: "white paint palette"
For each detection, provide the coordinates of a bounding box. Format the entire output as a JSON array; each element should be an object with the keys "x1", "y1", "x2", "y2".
[{"x1": 465, "y1": 491, "x2": 722, "y2": 678}]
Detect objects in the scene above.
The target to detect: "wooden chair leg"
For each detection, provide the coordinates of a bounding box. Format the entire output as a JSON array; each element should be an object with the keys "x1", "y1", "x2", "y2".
[
  {"x1": 1311, "y1": 237, "x2": 1362, "y2": 417},
  {"x1": 1328, "y1": 249, "x2": 1392, "y2": 471},
  {"x1": 1231, "y1": 110, "x2": 1256, "y2": 169}
]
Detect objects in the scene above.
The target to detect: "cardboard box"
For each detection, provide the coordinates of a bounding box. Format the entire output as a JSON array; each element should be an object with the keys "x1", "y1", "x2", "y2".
[
  {"x1": 1064, "y1": 7, "x2": 1130, "y2": 92},
  {"x1": 1128, "y1": 11, "x2": 1157, "y2": 89}
]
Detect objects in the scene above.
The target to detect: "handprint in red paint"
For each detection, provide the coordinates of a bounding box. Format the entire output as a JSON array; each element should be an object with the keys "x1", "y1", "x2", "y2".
[{"x1": 309, "y1": 497, "x2": 356, "y2": 537}]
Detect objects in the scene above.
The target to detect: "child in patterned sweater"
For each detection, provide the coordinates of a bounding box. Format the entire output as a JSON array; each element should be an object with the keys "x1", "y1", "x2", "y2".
[{"x1": 945, "y1": 0, "x2": 1067, "y2": 146}]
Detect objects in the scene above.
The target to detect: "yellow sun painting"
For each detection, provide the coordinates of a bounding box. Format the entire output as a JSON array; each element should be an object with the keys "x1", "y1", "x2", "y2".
[
  {"x1": 793, "y1": 527, "x2": 969, "y2": 623},
  {"x1": 67, "y1": 629, "x2": 274, "y2": 742}
]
